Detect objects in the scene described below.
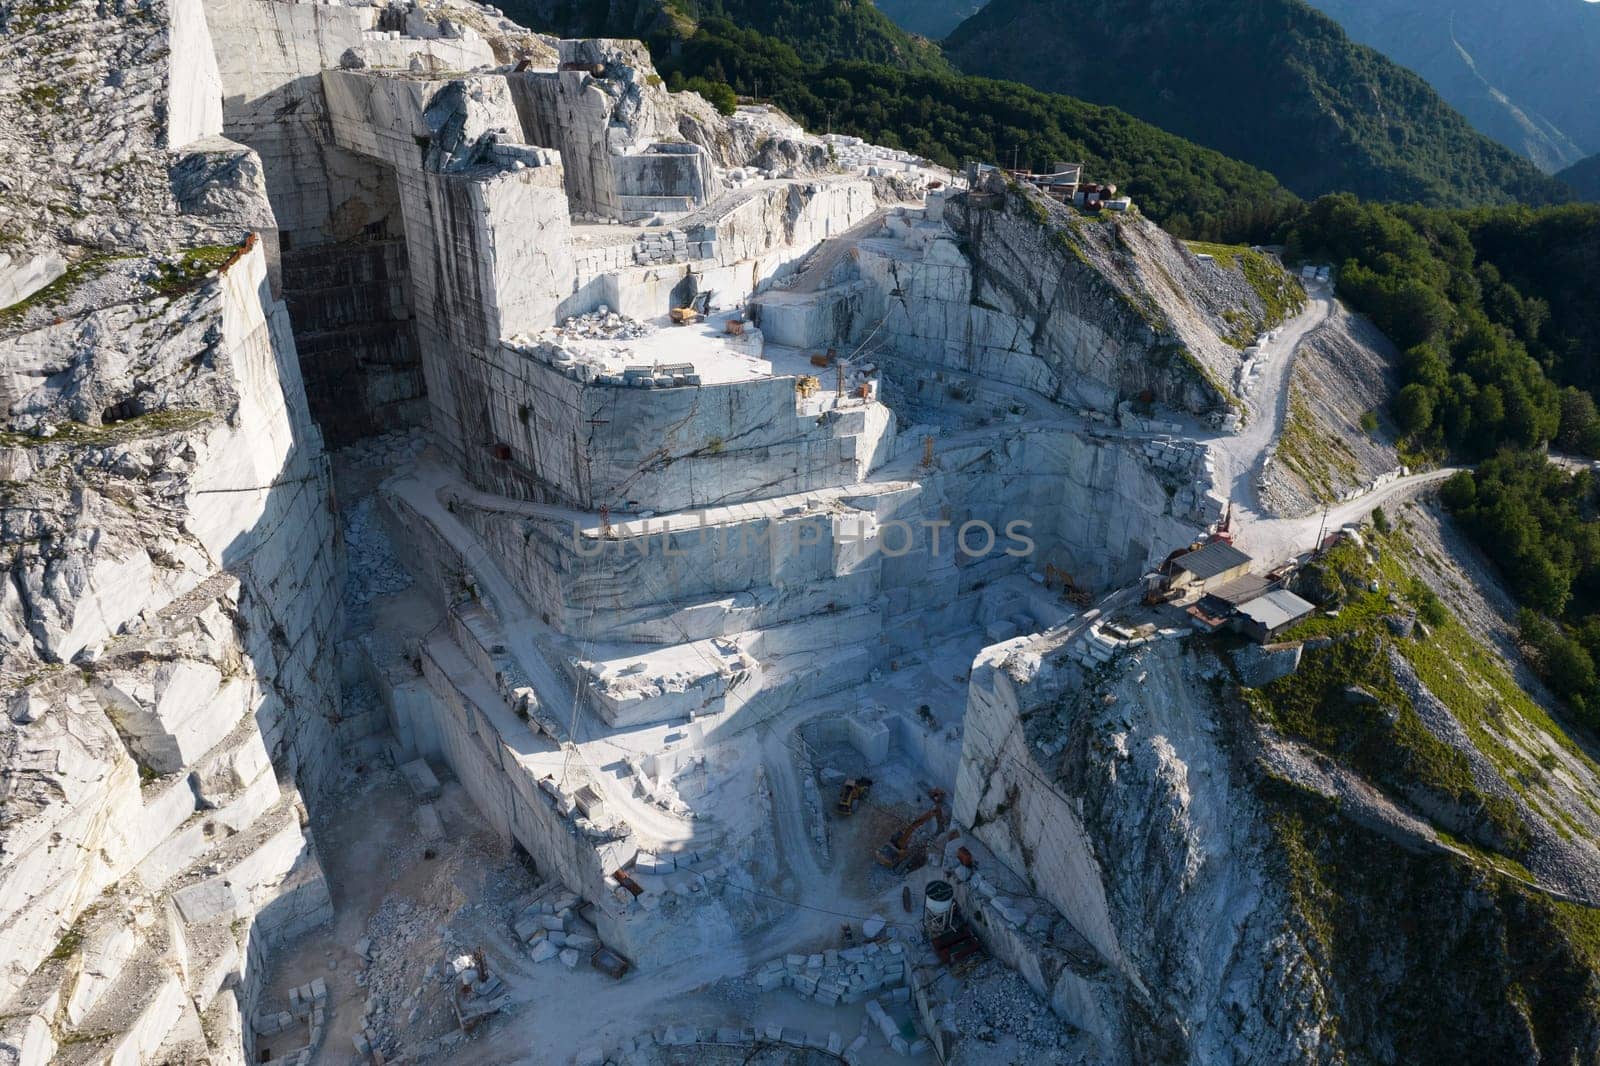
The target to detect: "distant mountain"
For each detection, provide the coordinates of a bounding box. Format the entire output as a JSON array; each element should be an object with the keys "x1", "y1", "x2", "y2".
[
  {"x1": 870, "y1": 0, "x2": 986, "y2": 39},
  {"x1": 944, "y1": 0, "x2": 1572, "y2": 209},
  {"x1": 1304, "y1": 0, "x2": 1600, "y2": 173},
  {"x1": 1560, "y1": 155, "x2": 1600, "y2": 202}
]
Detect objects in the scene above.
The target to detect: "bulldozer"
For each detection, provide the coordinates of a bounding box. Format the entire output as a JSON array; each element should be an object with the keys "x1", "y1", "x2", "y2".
[
  {"x1": 876, "y1": 789, "x2": 948, "y2": 874},
  {"x1": 836, "y1": 777, "x2": 873, "y2": 816},
  {"x1": 670, "y1": 290, "x2": 711, "y2": 325}
]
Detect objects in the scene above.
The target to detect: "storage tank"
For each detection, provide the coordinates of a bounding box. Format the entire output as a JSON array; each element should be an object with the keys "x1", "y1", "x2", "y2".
[{"x1": 924, "y1": 879, "x2": 955, "y2": 934}]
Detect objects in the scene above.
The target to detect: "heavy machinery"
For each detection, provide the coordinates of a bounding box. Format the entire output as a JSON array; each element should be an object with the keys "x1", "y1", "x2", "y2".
[
  {"x1": 876, "y1": 789, "x2": 948, "y2": 873},
  {"x1": 1043, "y1": 564, "x2": 1094, "y2": 608},
  {"x1": 836, "y1": 776, "x2": 873, "y2": 816},
  {"x1": 670, "y1": 290, "x2": 711, "y2": 325}
]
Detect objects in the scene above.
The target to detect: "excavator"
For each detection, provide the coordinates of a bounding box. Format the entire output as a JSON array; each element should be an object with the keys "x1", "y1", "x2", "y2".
[
  {"x1": 875, "y1": 789, "x2": 948, "y2": 874},
  {"x1": 1043, "y1": 564, "x2": 1093, "y2": 608}
]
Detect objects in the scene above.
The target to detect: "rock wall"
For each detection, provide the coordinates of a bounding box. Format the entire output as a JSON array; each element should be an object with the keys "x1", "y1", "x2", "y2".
[
  {"x1": 934, "y1": 184, "x2": 1249, "y2": 416},
  {"x1": 0, "y1": 240, "x2": 343, "y2": 1064},
  {"x1": 167, "y1": 0, "x2": 224, "y2": 150},
  {"x1": 201, "y1": 0, "x2": 516, "y2": 443},
  {"x1": 0, "y1": 0, "x2": 348, "y2": 1054},
  {"x1": 509, "y1": 39, "x2": 723, "y2": 221},
  {"x1": 280, "y1": 236, "x2": 426, "y2": 440},
  {"x1": 952, "y1": 635, "x2": 1330, "y2": 1064}
]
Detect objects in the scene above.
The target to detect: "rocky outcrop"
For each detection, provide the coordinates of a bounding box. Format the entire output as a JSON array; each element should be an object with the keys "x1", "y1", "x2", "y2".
[
  {"x1": 955, "y1": 517, "x2": 1600, "y2": 1063},
  {"x1": 201, "y1": 0, "x2": 546, "y2": 443},
  {"x1": 954, "y1": 635, "x2": 1329, "y2": 1064},
  {"x1": 0, "y1": 0, "x2": 344, "y2": 1059},
  {"x1": 940, "y1": 181, "x2": 1261, "y2": 417}
]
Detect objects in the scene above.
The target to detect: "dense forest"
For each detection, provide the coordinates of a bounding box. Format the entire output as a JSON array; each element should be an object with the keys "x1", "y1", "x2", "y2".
[
  {"x1": 662, "y1": 0, "x2": 951, "y2": 72},
  {"x1": 942, "y1": 0, "x2": 1573, "y2": 209},
  {"x1": 657, "y1": 18, "x2": 1298, "y2": 241},
  {"x1": 1441, "y1": 457, "x2": 1600, "y2": 724},
  {"x1": 1282, "y1": 196, "x2": 1600, "y2": 459}
]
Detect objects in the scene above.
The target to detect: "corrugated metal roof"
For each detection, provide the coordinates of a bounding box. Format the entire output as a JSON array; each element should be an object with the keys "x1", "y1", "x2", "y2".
[
  {"x1": 1207, "y1": 573, "x2": 1272, "y2": 606},
  {"x1": 1238, "y1": 589, "x2": 1316, "y2": 632},
  {"x1": 1173, "y1": 541, "x2": 1252, "y2": 580}
]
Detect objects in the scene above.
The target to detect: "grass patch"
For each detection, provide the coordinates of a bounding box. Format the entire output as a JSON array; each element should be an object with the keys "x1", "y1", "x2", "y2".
[
  {"x1": 0, "y1": 255, "x2": 115, "y2": 331},
  {"x1": 1187, "y1": 239, "x2": 1306, "y2": 333},
  {"x1": 45, "y1": 904, "x2": 101, "y2": 961},
  {"x1": 0, "y1": 408, "x2": 215, "y2": 450},
  {"x1": 146, "y1": 244, "x2": 241, "y2": 298},
  {"x1": 1276, "y1": 386, "x2": 1359, "y2": 502},
  {"x1": 1281, "y1": 527, "x2": 1600, "y2": 839},
  {"x1": 1249, "y1": 630, "x2": 1529, "y2": 852}
]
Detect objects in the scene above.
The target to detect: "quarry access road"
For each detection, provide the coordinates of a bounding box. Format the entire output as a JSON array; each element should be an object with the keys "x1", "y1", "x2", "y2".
[
  {"x1": 1200, "y1": 280, "x2": 1335, "y2": 534},
  {"x1": 1232, "y1": 466, "x2": 1463, "y2": 562},
  {"x1": 1186, "y1": 279, "x2": 1463, "y2": 564}
]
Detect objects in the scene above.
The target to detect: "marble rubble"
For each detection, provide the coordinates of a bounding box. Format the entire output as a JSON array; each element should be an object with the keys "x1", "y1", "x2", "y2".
[{"x1": 0, "y1": 0, "x2": 1306, "y2": 1061}]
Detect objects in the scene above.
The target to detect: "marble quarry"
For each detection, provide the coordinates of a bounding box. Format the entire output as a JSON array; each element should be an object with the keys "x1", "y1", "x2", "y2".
[{"x1": 0, "y1": 0, "x2": 1303, "y2": 1061}]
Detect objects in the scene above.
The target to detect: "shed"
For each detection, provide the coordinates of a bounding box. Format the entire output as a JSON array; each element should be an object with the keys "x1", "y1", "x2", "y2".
[
  {"x1": 1205, "y1": 573, "x2": 1272, "y2": 609},
  {"x1": 1235, "y1": 589, "x2": 1316, "y2": 642},
  {"x1": 1163, "y1": 541, "x2": 1253, "y2": 595}
]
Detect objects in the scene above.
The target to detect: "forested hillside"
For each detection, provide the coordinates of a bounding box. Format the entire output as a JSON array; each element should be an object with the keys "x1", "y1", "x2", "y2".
[
  {"x1": 668, "y1": 0, "x2": 950, "y2": 71},
  {"x1": 871, "y1": 0, "x2": 984, "y2": 39},
  {"x1": 656, "y1": 19, "x2": 1297, "y2": 240},
  {"x1": 1561, "y1": 156, "x2": 1600, "y2": 202},
  {"x1": 1281, "y1": 196, "x2": 1600, "y2": 720},
  {"x1": 944, "y1": 0, "x2": 1572, "y2": 209},
  {"x1": 1304, "y1": 0, "x2": 1600, "y2": 173},
  {"x1": 1282, "y1": 197, "x2": 1600, "y2": 459}
]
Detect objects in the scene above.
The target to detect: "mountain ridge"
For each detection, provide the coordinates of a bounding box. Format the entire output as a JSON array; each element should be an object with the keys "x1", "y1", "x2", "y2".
[
  {"x1": 1303, "y1": 0, "x2": 1600, "y2": 173},
  {"x1": 943, "y1": 0, "x2": 1571, "y2": 208}
]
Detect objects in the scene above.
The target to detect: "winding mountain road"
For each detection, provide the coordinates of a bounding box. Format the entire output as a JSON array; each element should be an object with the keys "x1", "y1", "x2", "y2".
[{"x1": 1193, "y1": 278, "x2": 1458, "y2": 563}]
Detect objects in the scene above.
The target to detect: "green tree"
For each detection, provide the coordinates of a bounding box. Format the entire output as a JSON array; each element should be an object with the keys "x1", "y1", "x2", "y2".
[{"x1": 1394, "y1": 383, "x2": 1435, "y2": 436}]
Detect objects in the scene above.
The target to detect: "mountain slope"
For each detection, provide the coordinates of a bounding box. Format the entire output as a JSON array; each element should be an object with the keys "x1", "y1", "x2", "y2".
[
  {"x1": 659, "y1": 18, "x2": 1297, "y2": 239},
  {"x1": 1305, "y1": 0, "x2": 1600, "y2": 173},
  {"x1": 502, "y1": 0, "x2": 951, "y2": 71},
  {"x1": 871, "y1": 0, "x2": 986, "y2": 39},
  {"x1": 1561, "y1": 155, "x2": 1600, "y2": 202},
  {"x1": 669, "y1": 0, "x2": 951, "y2": 71},
  {"x1": 944, "y1": 0, "x2": 1571, "y2": 208}
]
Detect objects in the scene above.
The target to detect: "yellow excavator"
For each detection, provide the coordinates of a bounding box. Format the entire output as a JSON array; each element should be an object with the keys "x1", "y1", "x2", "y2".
[
  {"x1": 1044, "y1": 564, "x2": 1093, "y2": 608},
  {"x1": 876, "y1": 789, "x2": 948, "y2": 873}
]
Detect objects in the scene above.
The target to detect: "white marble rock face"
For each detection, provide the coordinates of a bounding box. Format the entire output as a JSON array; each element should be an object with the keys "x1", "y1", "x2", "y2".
[{"x1": 0, "y1": 0, "x2": 1313, "y2": 1057}]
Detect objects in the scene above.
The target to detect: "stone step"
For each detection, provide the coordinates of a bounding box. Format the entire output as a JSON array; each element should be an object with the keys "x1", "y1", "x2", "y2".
[
  {"x1": 134, "y1": 761, "x2": 281, "y2": 892},
  {"x1": 61, "y1": 905, "x2": 146, "y2": 1029},
  {"x1": 165, "y1": 796, "x2": 325, "y2": 941},
  {"x1": 399, "y1": 758, "x2": 442, "y2": 800}
]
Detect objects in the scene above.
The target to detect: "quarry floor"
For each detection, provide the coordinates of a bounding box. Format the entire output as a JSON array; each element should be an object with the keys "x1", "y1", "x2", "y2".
[
  {"x1": 276, "y1": 436, "x2": 1084, "y2": 1064},
  {"x1": 254, "y1": 759, "x2": 1086, "y2": 1065}
]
